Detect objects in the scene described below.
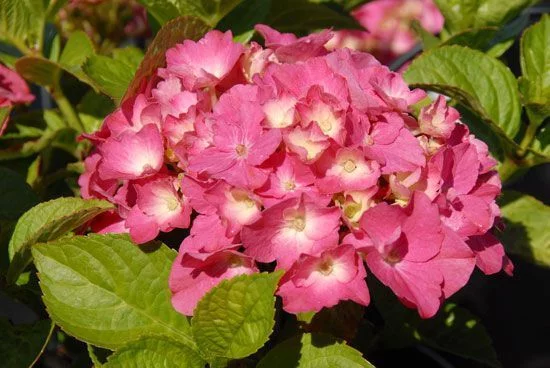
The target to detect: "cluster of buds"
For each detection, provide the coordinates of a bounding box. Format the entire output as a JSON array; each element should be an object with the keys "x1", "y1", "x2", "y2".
[{"x1": 80, "y1": 25, "x2": 511, "y2": 318}]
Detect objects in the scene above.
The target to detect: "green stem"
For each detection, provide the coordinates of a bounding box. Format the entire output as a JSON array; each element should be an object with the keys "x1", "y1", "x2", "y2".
[
  {"x1": 52, "y1": 87, "x2": 85, "y2": 132},
  {"x1": 519, "y1": 122, "x2": 538, "y2": 151}
]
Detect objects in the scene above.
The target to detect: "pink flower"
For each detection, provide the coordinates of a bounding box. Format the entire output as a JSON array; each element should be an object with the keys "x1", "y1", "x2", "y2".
[
  {"x1": 0, "y1": 64, "x2": 34, "y2": 106},
  {"x1": 204, "y1": 181, "x2": 262, "y2": 237},
  {"x1": 179, "y1": 214, "x2": 235, "y2": 254},
  {"x1": 316, "y1": 147, "x2": 381, "y2": 193},
  {"x1": 151, "y1": 76, "x2": 198, "y2": 119},
  {"x1": 351, "y1": 0, "x2": 444, "y2": 62},
  {"x1": 125, "y1": 175, "x2": 191, "y2": 243},
  {"x1": 418, "y1": 96, "x2": 459, "y2": 139},
  {"x1": 188, "y1": 86, "x2": 281, "y2": 189},
  {"x1": 170, "y1": 250, "x2": 257, "y2": 315},
  {"x1": 277, "y1": 245, "x2": 370, "y2": 313},
  {"x1": 79, "y1": 28, "x2": 508, "y2": 319},
  {"x1": 347, "y1": 192, "x2": 474, "y2": 318},
  {"x1": 349, "y1": 111, "x2": 426, "y2": 173},
  {"x1": 257, "y1": 151, "x2": 326, "y2": 207},
  {"x1": 467, "y1": 233, "x2": 514, "y2": 276},
  {"x1": 255, "y1": 24, "x2": 333, "y2": 63},
  {"x1": 242, "y1": 195, "x2": 340, "y2": 269},
  {"x1": 165, "y1": 30, "x2": 244, "y2": 90},
  {"x1": 0, "y1": 64, "x2": 34, "y2": 135},
  {"x1": 98, "y1": 124, "x2": 164, "y2": 180},
  {"x1": 103, "y1": 94, "x2": 162, "y2": 138}
]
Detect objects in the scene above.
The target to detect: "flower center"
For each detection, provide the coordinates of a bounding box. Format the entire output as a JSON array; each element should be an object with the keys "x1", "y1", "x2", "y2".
[
  {"x1": 291, "y1": 216, "x2": 306, "y2": 231},
  {"x1": 318, "y1": 119, "x2": 332, "y2": 133},
  {"x1": 343, "y1": 159, "x2": 357, "y2": 173},
  {"x1": 318, "y1": 259, "x2": 333, "y2": 275},
  {"x1": 384, "y1": 248, "x2": 403, "y2": 264},
  {"x1": 284, "y1": 180, "x2": 296, "y2": 191},
  {"x1": 364, "y1": 135, "x2": 374, "y2": 146},
  {"x1": 164, "y1": 196, "x2": 180, "y2": 211},
  {"x1": 235, "y1": 144, "x2": 248, "y2": 156}
]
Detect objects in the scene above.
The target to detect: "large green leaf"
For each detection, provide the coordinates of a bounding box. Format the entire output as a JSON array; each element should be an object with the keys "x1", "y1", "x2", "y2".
[
  {"x1": 58, "y1": 30, "x2": 95, "y2": 79},
  {"x1": 414, "y1": 304, "x2": 501, "y2": 367},
  {"x1": 15, "y1": 54, "x2": 94, "y2": 88},
  {"x1": 0, "y1": 319, "x2": 54, "y2": 368},
  {"x1": 32, "y1": 234, "x2": 195, "y2": 349},
  {"x1": 265, "y1": 0, "x2": 361, "y2": 34},
  {"x1": 404, "y1": 45, "x2": 522, "y2": 140},
  {"x1": 499, "y1": 190, "x2": 550, "y2": 266},
  {"x1": 217, "y1": 0, "x2": 272, "y2": 43},
  {"x1": 0, "y1": 167, "x2": 38, "y2": 221},
  {"x1": 77, "y1": 91, "x2": 116, "y2": 134},
  {"x1": 7, "y1": 197, "x2": 113, "y2": 284},
  {"x1": 0, "y1": 0, "x2": 46, "y2": 51},
  {"x1": 82, "y1": 54, "x2": 138, "y2": 101},
  {"x1": 137, "y1": 0, "x2": 243, "y2": 26},
  {"x1": 103, "y1": 337, "x2": 205, "y2": 368},
  {"x1": 440, "y1": 27, "x2": 498, "y2": 50},
  {"x1": 15, "y1": 56, "x2": 60, "y2": 87},
  {"x1": 372, "y1": 281, "x2": 500, "y2": 367},
  {"x1": 257, "y1": 333, "x2": 375, "y2": 368},
  {"x1": 529, "y1": 122, "x2": 550, "y2": 159},
  {"x1": 191, "y1": 272, "x2": 282, "y2": 359},
  {"x1": 434, "y1": 0, "x2": 538, "y2": 35},
  {"x1": 519, "y1": 14, "x2": 550, "y2": 127}
]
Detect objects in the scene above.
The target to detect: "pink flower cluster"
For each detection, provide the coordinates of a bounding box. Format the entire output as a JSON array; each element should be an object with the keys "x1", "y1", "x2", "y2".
[
  {"x1": 0, "y1": 64, "x2": 34, "y2": 135},
  {"x1": 80, "y1": 26, "x2": 512, "y2": 318},
  {"x1": 327, "y1": 0, "x2": 444, "y2": 64}
]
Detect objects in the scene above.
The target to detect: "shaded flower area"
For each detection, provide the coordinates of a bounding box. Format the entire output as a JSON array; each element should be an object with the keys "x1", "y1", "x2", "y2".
[
  {"x1": 80, "y1": 25, "x2": 512, "y2": 319},
  {"x1": 327, "y1": 0, "x2": 444, "y2": 64},
  {"x1": 0, "y1": 65, "x2": 34, "y2": 135}
]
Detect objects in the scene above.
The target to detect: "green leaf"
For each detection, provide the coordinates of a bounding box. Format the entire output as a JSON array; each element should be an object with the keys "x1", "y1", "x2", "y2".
[
  {"x1": 265, "y1": 0, "x2": 361, "y2": 34},
  {"x1": 0, "y1": 319, "x2": 54, "y2": 368},
  {"x1": 308, "y1": 0, "x2": 367, "y2": 11},
  {"x1": 7, "y1": 197, "x2": 113, "y2": 284},
  {"x1": 82, "y1": 55, "x2": 138, "y2": 101},
  {"x1": 77, "y1": 91, "x2": 116, "y2": 134},
  {"x1": 440, "y1": 27, "x2": 499, "y2": 50},
  {"x1": 0, "y1": 0, "x2": 47, "y2": 51},
  {"x1": 0, "y1": 167, "x2": 38, "y2": 221},
  {"x1": 411, "y1": 20, "x2": 441, "y2": 50},
  {"x1": 414, "y1": 304, "x2": 501, "y2": 368},
  {"x1": 404, "y1": 45, "x2": 522, "y2": 140},
  {"x1": 137, "y1": 0, "x2": 244, "y2": 26},
  {"x1": 305, "y1": 301, "x2": 365, "y2": 342},
  {"x1": 58, "y1": 30, "x2": 95, "y2": 78},
  {"x1": 191, "y1": 271, "x2": 282, "y2": 359},
  {"x1": 80, "y1": 47, "x2": 143, "y2": 101},
  {"x1": 217, "y1": 0, "x2": 272, "y2": 42},
  {"x1": 257, "y1": 333, "x2": 375, "y2": 368},
  {"x1": 32, "y1": 234, "x2": 194, "y2": 349},
  {"x1": 435, "y1": 0, "x2": 538, "y2": 35},
  {"x1": 529, "y1": 122, "x2": 550, "y2": 158},
  {"x1": 15, "y1": 56, "x2": 60, "y2": 87},
  {"x1": 123, "y1": 16, "x2": 210, "y2": 103},
  {"x1": 112, "y1": 47, "x2": 144, "y2": 69},
  {"x1": 15, "y1": 54, "x2": 94, "y2": 89},
  {"x1": 372, "y1": 281, "x2": 500, "y2": 367},
  {"x1": 499, "y1": 190, "x2": 550, "y2": 266},
  {"x1": 519, "y1": 14, "x2": 550, "y2": 127},
  {"x1": 103, "y1": 337, "x2": 205, "y2": 368}
]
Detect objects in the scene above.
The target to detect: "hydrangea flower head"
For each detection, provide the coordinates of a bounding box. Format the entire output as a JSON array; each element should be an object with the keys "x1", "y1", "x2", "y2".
[{"x1": 81, "y1": 25, "x2": 511, "y2": 317}]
